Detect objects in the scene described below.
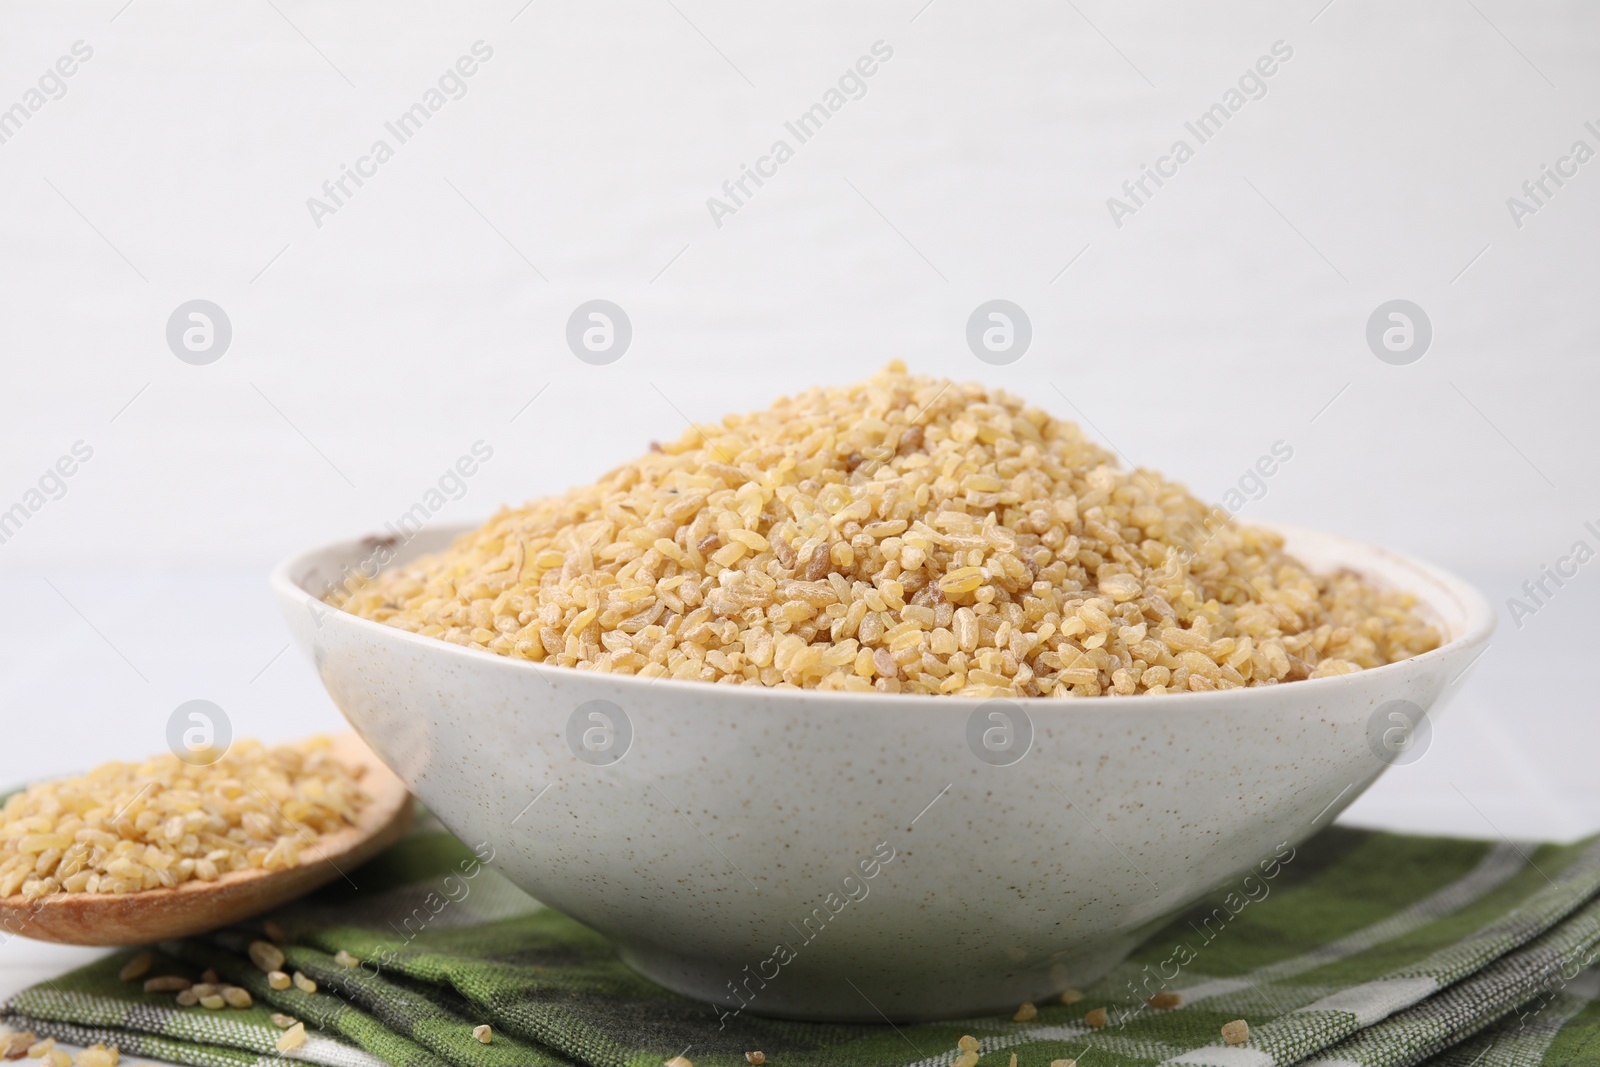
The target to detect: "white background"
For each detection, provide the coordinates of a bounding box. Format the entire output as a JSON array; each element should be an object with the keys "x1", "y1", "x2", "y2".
[{"x1": 1, "y1": 0, "x2": 1597, "y2": 995}]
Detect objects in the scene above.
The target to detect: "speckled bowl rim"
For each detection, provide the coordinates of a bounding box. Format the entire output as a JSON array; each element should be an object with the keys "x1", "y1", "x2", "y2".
[{"x1": 271, "y1": 519, "x2": 1495, "y2": 710}]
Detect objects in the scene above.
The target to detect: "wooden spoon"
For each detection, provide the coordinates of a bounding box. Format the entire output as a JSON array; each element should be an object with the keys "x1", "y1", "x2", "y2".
[{"x1": 0, "y1": 732, "x2": 412, "y2": 946}]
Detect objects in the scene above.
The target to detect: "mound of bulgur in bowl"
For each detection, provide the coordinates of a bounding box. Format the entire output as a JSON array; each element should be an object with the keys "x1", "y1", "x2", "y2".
[{"x1": 331, "y1": 364, "x2": 1440, "y2": 698}]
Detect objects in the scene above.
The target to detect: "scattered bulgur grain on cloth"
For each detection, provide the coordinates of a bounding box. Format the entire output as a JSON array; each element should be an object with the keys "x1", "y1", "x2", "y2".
[
  {"x1": 275, "y1": 1022, "x2": 306, "y2": 1052},
  {"x1": 142, "y1": 976, "x2": 188, "y2": 994},
  {"x1": 249, "y1": 940, "x2": 286, "y2": 973},
  {"x1": 74, "y1": 1047, "x2": 116, "y2": 1067},
  {"x1": 1222, "y1": 1019, "x2": 1250, "y2": 1045},
  {"x1": 116, "y1": 953, "x2": 151, "y2": 982},
  {"x1": 334, "y1": 365, "x2": 1439, "y2": 698}
]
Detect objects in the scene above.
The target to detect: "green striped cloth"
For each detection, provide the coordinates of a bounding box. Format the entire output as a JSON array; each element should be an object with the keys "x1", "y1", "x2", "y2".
[{"x1": 6, "y1": 814, "x2": 1600, "y2": 1067}]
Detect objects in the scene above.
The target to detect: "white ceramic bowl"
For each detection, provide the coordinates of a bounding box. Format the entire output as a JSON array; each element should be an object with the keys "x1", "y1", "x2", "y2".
[{"x1": 272, "y1": 522, "x2": 1491, "y2": 1022}]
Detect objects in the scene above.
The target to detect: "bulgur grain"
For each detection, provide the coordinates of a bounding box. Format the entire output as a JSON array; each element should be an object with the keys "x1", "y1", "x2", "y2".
[
  {"x1": 1060, "y1": 988, "x2": 1084, "y2": 1006},
  {"x1": 1013, "y1": 1001, "x2": 1038, "y2": 1022},
  {"x1": 143, "y1": 977, "x2": 189, "y2": 993},
  {"x1": 745, "y1": 1054, "x2": 765, "y2": 1065},
  {"x1": 199, "y1": 994, "x2": 225, "y2": 1010},
  {"x1": 1148, "y1": 991, "x2": 1181, "y2": 1009},
  {"x1": 333, "y1": 366, "x2": 1438, "y2": 698},
  {"x1": 270, "y1": 1014, "x2": 298, "y2": 1029},
  {"x1": 117, "y1": 952, "x2": 152, "y2": 982},
  {"x1": 958, "y1": 1035, "x2": 979, "y2": 1052},
  {"x1": 1222, "y1": 1019, "x2": 1250, "y2": 1046},
  {"x1": 268, "y1": 970, "x2": 291, "y2": 990},
  {"x1": 175, "y1": 989, "x2": 199, "y2": 1007},
  {"x1": 293, "y1": 971, "x2": 317, "y2": 994},
  {"x1": 249, "y1": 940, "x2": 286, "y2": 973},
  {"x1": 0, "y1": 738, "x2": 366, "y2": 900},
  {"x1": 75, "y1": 1047, "x2": 116, "y2": 1067},
  {"x1": 24, "y1": 1039, "x2": 51, "y2": 1059},
  {"x1": 334, "y1": 949, "x2": 360, "y2": 968},
  {"x1": 472, "y1": 1025, "x2": 492, "y2": 1044},
  {"x1": 1084, "y1": 1007, "x2": 1108, "y2": 1028},
  {"x1": 276, "y1": 1022, "x2": 306, "y2": 1053},
  {"x1": 222, "y1": 985, "x2": 253, "y2": 1008}
]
